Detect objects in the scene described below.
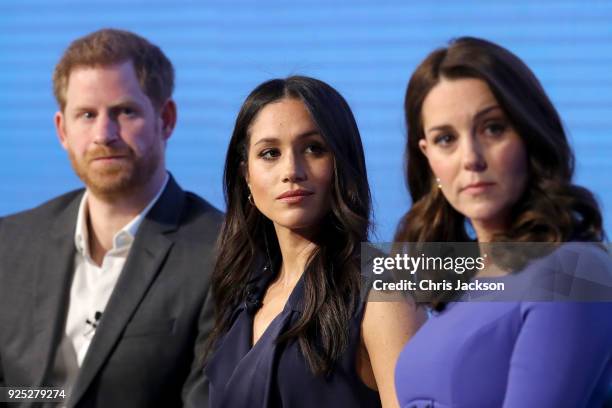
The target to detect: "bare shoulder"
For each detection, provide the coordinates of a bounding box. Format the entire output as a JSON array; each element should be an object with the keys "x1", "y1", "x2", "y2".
[
  {"x1": 359, "y1": 297, "x2": 426, "y2": 408},
  {"x1": 362, "y1": 297, "x2": 426, "y2": 342}
]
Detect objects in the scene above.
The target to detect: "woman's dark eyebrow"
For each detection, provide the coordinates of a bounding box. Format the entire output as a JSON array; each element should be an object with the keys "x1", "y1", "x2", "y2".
[
  {"x1": 426, "y1": 105, "x2": 501, "y2": 134},
  {"x1": 252, "y1": 137, "x2": 278, "y2": 147},
  {"x1": 426, "y1": 124, "x2": 452, "y2": 134},
  {"x1": 252, "y1": 130, "x2": 320, "y2": 147}
]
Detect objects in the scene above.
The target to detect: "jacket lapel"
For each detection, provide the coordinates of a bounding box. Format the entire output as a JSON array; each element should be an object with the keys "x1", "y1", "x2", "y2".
[
  {"x1": 34, "y1": 192, "x2": 83, "y2": 386},
  {"x1": 69, "y1": 176, "x2": 185, "y2": 405}
]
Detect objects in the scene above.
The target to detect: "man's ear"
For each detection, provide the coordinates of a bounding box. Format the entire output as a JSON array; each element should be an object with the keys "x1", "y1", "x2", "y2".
[
  {"x1": 159, "y1": 99, "x2": 177, "y2": 140},
  {"x1": 54, "y1": 111, "x2": 68, "y2": 150},
  {"x1": 418, "y1": 138, "x2": 429, "y2": 158}
]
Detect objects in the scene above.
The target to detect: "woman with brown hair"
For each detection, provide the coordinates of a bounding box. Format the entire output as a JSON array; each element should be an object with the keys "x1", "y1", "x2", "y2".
[
  {"x1": 394, "y1": 37, "x2": 611, "y2": 407},
  {"x1": 203, "y1": 76, "x2": 424, "y2": 407}
]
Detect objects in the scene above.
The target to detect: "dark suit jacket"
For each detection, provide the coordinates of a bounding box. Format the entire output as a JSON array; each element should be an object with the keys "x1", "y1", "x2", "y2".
[{"x1": 0, "y1": 176, "x2": 222, "y2": 407}]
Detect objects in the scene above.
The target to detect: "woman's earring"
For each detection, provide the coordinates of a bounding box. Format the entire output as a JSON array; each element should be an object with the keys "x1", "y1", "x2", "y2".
[
  {"x1": 436, "y1": 178, "x2": 442, "y2": 189},
  {"x1": 248, "y1": 193, "x2": 254, "y2": 205}
]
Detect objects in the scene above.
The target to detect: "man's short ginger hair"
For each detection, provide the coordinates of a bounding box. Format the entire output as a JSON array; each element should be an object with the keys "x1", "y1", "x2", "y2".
[{"x1": 53, "y1": 28, "x2": 174, "y2": 111}]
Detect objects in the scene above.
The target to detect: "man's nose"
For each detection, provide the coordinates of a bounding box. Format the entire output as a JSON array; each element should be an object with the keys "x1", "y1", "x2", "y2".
[{"x1": 92, "y1": 114, "x2": 119, "y2": 145}]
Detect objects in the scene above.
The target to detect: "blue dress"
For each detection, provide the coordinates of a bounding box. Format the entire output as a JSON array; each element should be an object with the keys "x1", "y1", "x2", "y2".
[
  {"x1": 394, "y1": 243, "x2": 612, "y2": 407},
  {"x1": 206, "y1": 265, "x2": 381, "y2": 407}
]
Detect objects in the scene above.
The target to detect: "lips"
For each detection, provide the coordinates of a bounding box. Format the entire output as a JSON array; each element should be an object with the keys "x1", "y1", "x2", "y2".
[
  {"x1": 89, "y1": 151, "x2": 131, "y2": 163},
  {"x1": 276, "y1": 189, "x2": 314, "y2": 201},
  {"x1": 461, "y1": 182, "x2": 495, "y2": 193}
]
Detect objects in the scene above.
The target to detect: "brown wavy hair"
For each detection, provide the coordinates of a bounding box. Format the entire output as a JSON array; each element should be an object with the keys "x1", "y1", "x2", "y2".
[
  {"x1": 395, "y1": 37, "x2": 604, "y2": 245},
  {"x1": 203, "y1": 76, "x2": 371, "y2": 375}
]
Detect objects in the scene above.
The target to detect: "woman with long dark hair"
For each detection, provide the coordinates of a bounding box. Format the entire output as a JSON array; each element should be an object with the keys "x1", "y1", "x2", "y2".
[
  {"x1": 204, "y1": 76, "x2": 424, "y2": 407},
  {"x1": 394, "y1": 37, "x2": 612, "y2": 407}
]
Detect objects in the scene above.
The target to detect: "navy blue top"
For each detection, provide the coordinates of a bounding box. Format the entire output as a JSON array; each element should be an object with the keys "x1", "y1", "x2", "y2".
[{"x1": 206, "y1": 265, "x2": 381, "y2": 408}]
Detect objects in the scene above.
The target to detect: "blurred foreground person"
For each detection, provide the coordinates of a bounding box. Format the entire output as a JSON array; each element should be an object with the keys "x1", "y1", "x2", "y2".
[
  {"x1": 0, "y1": 29, "x2": 222, "y2": 407},
  {"x1": 394, "y1": 37, "x2": 612, "y2": 407}
]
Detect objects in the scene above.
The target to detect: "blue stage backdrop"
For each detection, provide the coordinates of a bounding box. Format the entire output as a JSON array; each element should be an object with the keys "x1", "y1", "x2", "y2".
[{"x1": 1, "y1": 1, "x2": 610, "y2": 240}]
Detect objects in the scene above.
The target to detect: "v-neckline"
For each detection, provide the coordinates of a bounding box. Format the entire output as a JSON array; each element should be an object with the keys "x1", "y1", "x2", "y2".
[
  {"x1": 249, "y1": 267, "x2": 305, "y2": 349},
  {"x1": 250, "y1": 306, "x2": 286, "y2": 349}
]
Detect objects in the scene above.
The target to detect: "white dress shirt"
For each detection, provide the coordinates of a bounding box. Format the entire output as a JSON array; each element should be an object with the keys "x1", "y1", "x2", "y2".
[{"x1": 50, "y1": 174, "x2": 169, "y2": 390}]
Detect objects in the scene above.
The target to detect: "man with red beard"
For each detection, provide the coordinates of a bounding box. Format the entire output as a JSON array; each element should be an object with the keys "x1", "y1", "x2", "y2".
[{"x1": 0, "y1": 29, "x2": 222, "y2": 407}]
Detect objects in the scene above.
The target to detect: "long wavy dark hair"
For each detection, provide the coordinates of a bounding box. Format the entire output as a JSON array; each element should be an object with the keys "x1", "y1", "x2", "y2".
[
  {"x1": 395, "y1": 37, "x2": 604, "y2": 245},
  {"x1": 204, "y1": 76, "x2": 371, "y2": 375}
]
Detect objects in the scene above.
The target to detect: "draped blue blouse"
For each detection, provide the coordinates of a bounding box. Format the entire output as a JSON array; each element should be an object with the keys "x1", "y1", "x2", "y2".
[{"x1": 206, "y1": 265, "x2": 381, "y2": 408}]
